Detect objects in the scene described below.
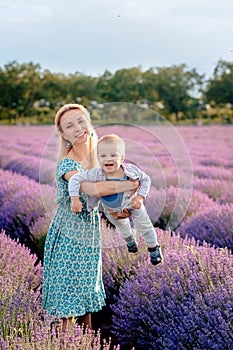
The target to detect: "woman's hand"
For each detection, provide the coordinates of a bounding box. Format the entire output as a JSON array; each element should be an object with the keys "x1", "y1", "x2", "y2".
[
  {"x1": 107, "y1": 208, "x2": 131, "y2": 220},
  {"x1": 80, "y1": 180, "x2": 140, "y2": 197},
  {"x1": 129, "y1": 180, "x2": 140, "y2": 194},
  {"x1": 128, "y1": 185, "x2": 138, "y2": 199}
]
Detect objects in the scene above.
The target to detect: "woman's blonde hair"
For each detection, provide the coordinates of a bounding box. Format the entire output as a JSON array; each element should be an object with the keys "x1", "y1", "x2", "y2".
[{"x1": 55, "y1": 103, "x2": 98, "y2": 167}]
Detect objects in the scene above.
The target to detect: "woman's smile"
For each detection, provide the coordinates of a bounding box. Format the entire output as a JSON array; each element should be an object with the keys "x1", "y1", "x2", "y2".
[{"x1": 73, "y1": 130, "x2": 88, "y2": 144}]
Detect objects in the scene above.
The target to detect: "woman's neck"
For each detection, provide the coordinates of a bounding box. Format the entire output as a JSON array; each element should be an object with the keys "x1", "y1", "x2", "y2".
[{"x1": 68, "y1": 143, "x2": 91, "y2": 169}]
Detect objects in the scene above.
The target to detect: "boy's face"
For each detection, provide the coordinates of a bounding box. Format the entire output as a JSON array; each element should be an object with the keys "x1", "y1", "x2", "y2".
[{"x1": 97, "y1": 141, "x2": 125, "y2": 174}]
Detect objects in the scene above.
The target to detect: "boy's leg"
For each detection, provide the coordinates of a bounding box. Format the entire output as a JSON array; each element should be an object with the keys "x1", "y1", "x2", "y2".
[
  {"x1": 131, "y1": 205, "x2": 158, "y2": 247},
  {"x1": 104, "y1": 211, "x2": 138, "y2": 253},
  {"x1": 131, "y1": 205, "x2": 163, "y2": 265}
]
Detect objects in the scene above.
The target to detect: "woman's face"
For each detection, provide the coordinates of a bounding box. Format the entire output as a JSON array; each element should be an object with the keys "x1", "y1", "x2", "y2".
[{"x1": 60, "y1": 109, "x2": 91, "y2": 146}]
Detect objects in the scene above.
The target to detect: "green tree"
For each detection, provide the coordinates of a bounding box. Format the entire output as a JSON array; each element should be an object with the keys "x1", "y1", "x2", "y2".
[
  {"x1": 0, "y1": 61, "x2": 42, "y2": 120},
  {"x1": 97, "y1": 67, "x2": 144, "y2": 102},
  {"x1": 142, "y1": 68, "x2": 159, "y2": 105},
  {"x1": 0, "y1": 60, "x2": 212, "y2": 124},
  {"x1": 40, "y1": 70, "x2": 68, "y2": 106},
  {"x1": 67, "y1": 72, "x2": 99, "y2": 105},
  {"x1": 154, "y1": 64, "x2": 204, "y2": 121},
  {"x1": 205, "y1": 60, "x2": 233, "y2": 105},
  {"x1": 18, "y1": 62, "x2": 42, "y2": 116},
  {"x1": 96, "y1": 70, "x2": 113, "y2": 102}
]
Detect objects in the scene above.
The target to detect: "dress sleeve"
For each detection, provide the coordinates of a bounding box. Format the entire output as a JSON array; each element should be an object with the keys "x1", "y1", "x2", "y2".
[{"x1": 56, "y1": 158, "x2": 82, "y2": 179}]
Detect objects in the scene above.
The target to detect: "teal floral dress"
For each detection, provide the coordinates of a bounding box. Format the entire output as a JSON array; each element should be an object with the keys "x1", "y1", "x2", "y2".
[{"x1": 42, "y1": 158, "x2": 106, "y2": 319}]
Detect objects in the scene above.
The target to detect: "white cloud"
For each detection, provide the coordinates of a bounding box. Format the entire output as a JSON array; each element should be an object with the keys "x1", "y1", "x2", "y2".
[{"x1": 0, "y1": 0, "x2": 51, "y2": 25}]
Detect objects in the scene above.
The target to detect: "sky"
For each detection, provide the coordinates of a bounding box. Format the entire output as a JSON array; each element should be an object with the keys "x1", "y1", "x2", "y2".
[{"x1": 0, "y1": 0, "x2": 233, "y2": 78}]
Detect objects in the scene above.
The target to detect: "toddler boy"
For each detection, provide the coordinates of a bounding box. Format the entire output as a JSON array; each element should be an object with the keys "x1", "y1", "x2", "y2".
[{"x1": 68, "y1": 134, "x2": 163, "y2": 266}]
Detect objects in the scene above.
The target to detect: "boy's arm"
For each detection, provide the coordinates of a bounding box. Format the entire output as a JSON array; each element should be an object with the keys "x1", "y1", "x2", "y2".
[{"x1": 129, "y1": 164, "x2": 151, "y2": 198}]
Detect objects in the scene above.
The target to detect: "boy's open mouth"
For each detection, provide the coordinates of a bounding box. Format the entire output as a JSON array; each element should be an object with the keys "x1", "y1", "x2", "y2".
[{"x1": 104, "y1": 163, "x2": 114, "y2": 167}]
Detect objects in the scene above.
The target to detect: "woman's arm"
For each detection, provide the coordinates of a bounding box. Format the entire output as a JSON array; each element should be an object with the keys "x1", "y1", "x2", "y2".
[
  {"x1": 63, "y1": 170, "x2": 139, "y2": 196},
  {"x1": 63, "y1": 170, "x2": 79, "y2": 182},
  {"x1": 80, "y1": 180, "x2": 139, "y2": 197}
]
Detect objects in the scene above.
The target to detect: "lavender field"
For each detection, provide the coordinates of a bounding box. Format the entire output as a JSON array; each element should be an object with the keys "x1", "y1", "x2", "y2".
[{"x1": 0, "y1": 124, "x2": 233, "y2": 349}]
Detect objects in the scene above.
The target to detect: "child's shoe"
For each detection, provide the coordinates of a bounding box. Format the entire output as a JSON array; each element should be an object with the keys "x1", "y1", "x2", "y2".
[
  {"x1": 127, "y1": 239, "x2": 138, "y2": 253},
  {"x1": 148, "y1": 245, "x2": 163, "y2": 266}
]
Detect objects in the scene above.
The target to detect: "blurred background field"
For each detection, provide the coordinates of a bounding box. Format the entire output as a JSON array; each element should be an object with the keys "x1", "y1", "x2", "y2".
[{"x1": 1, "y1": 60, "x2": 233, "y2": 126}]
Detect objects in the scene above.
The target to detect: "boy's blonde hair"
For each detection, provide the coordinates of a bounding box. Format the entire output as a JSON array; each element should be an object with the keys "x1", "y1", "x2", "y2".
[
  {"x1": 54, "y1": 103, "x2": 98, "y2": 167},
  {"x1": 97, "y1": 134, "x2": 125, "y2": 156}
]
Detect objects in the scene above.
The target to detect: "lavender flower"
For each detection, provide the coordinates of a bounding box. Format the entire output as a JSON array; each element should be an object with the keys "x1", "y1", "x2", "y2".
[
  {"x1": 0, "y1": 171, "x2": 55, "y2": 256},
  {"x1": 193, "y1": 165, "x2": 233, "y2": 181},
  {"x1": 194, "y1": 177, "x2": 233, "y2": 204},
  {"x1": 3, "y1": 155, "x2": 55, "y2": 184},
  {"x1": 29, "y1": 214, "x2": 51, "y2": 262},
  {"x1": 0, "y1": 230, "x2": 42, "y2": 338},
  {"x1": 0, "y1": 230, "x2": 118, "y2": 350},
  {"x1": 110, "y1": 232, "x2": 233, "y2": 349},
  {"x1": 145, "y1": 186, "x2": 214, "y2": 230},
  {"x1": 178, "y1": 203, "x2": 233, "y2": 251}
]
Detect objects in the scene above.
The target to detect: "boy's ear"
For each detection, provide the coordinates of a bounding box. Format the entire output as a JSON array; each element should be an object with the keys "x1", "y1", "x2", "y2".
[{"x1": 121, "y1": 155, "x2": 125, "y2": 163}]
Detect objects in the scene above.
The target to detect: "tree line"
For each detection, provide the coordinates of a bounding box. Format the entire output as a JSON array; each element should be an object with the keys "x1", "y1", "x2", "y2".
[{"x1": 0, "y1": 60, "x2": 233, "y2": 124}]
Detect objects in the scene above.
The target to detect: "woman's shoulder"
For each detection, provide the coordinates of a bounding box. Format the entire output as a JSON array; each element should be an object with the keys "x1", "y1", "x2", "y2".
[
  {"x1": 57, "y1": 157, "x2": 77, "y2": 166},
  {"x1": 56, "y1": 158, "x2": 82, "y2": 177}
]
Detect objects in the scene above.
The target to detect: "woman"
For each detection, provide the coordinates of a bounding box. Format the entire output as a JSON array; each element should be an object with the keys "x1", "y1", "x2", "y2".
[{"x1": 42, "y1": 103, "x2": 138, "y2": 332}]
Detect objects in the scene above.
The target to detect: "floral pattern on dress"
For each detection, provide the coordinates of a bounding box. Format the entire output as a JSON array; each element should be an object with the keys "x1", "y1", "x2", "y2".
[{"x1": 42, "y1": 158, "x2": 106, "y2": 319}]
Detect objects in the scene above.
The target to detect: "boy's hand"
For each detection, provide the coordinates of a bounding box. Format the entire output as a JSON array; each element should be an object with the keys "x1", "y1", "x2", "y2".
[
  {"x1": 71, "y1": 196, "x2": 82, "y2": 213},
  {"x1": 131, "y1": 194, "x2": 144, "y2": 209}
]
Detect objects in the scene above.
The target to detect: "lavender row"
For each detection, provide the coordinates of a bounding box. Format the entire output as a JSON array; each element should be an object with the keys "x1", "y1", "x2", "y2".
[
  {"x1": 0, "y1": 125, "x2": 56, "y2": 184},
  {"x1": 1, "y1": 167, "x2": 233, "y2": 254},
  {"x1": 2, "y1": 155, "x2": 56, "y2": 184},
  {"x1": 2, "y1": 224, "x2": 232, "y2": 349},
  {"x1": 0, "y1": 169, "x2": 56, "y2": 259},
  {"x1": 1, "y1": 125, "x2": 233, "y2": 185},
  {"x1": 178, "y1": 203, "x2": 233, "y2": 252},
  {"x1": 0, "y1": 231, "x2": 116, "y2": 350},
  {"x1": 105, "y1": 231, "x2": 233, "y2": 349},
  {"x1": 2, "y1": 127, "x2": 233, "y2": 250}
]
